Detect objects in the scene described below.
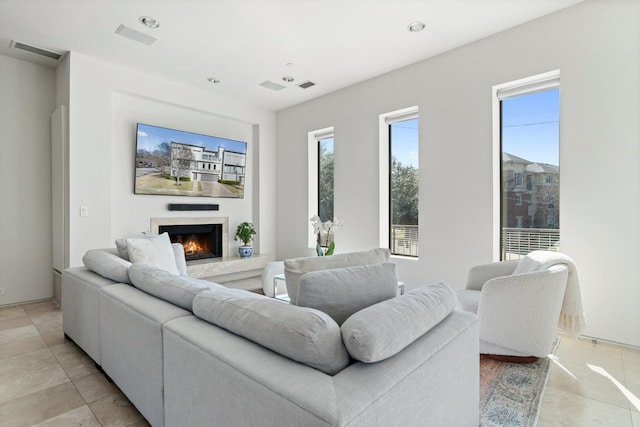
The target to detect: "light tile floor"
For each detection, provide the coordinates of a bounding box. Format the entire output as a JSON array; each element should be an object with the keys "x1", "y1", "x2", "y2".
[
  {"x1": 538, "y1": 334, "x2": 640, "y2": 426},
  {"x1": 0, "y1": 300, "x2": 149, "y2": 427},
  {"x1": 0, "y1": 299, "x2": 638, "y2": 426}
]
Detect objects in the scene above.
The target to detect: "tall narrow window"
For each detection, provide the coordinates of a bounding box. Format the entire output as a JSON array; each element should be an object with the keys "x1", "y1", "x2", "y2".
[
  {"x1": 389, "y1": 117, "x2": 419, "y2": 257},
  {"x1": 498, "y1": 74, "x2": 560, "y2": 260},
  {"x1": 308, "y1": 127, "x2": 334, "y2": 247},
  {"x1": 318, "y1": 137, "x2": 334, "y2": 222}
]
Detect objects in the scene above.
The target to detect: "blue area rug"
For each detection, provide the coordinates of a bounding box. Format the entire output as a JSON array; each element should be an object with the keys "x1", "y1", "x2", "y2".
[{"x1": 479, "y1": 342, "x2": 556, "y2": 427}]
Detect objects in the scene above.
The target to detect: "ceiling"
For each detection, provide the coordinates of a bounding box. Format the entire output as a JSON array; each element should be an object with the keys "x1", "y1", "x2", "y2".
[{"x1": 0, "y1": 0, "x2": 583, "y2": 111}]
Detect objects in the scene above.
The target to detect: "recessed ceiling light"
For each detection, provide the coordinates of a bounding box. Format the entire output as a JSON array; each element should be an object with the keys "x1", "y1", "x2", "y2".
[
  {"x1": 282, "y1": 76, "x2": 295, "y2": 83},
  {"x1": 207, "y1": 77, "x2": 220, "y2": 84},
  {"x1": 139, "y1": 16, "x2": 160, "y2": 29},
  {"x1": 407, "y1": 21, "x2": 426, "y2": 32}
]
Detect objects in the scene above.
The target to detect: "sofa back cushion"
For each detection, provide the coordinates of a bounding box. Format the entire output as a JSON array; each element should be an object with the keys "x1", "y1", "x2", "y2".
[
  {"x1": 341, "y1": 282, "x2": 457, "y2": 363},
  {"x1": 193, "y1": 289, "x2": 350, "y2": 375},
  {"x1": 83, "y1": 248, "x2": 132, "y2": 284},
  {"x1": 296, "y1": 262, "x2": 399, "y2": 325},
  {"x1": 129, "y1": 263, "x2": 225, "y2": 311},
  {"x1": 284, "y1": 248, "x2": 390, "y2": 304}
]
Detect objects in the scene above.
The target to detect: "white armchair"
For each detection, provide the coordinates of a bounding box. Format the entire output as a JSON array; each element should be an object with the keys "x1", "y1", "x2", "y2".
[{"x1": 457, "y1": 256, "x2": 569, "y2": 361}]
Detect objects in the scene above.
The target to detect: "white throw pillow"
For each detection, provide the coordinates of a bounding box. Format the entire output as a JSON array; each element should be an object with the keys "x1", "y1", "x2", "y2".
[
  {"x1": 126, "y1": 232, "x2": 179, "y2": 275},
  {"x1": 115, "y1": 233, "x2": 158, "y2": 261}
]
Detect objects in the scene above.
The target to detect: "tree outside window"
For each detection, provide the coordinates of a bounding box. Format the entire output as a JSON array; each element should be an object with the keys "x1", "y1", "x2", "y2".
[
  {"x1": 390, "y1": 118, "x2": 419, "y2": 257},
  {"x1": 318, "y1": 138, "x2": 334, "y2": 222}
]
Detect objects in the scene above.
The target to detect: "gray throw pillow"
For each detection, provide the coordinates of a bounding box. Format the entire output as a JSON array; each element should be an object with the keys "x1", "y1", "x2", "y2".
[
  {"x1": 341, "y1": 282, "x2": 457, "y2": 363},
  {"x1": 128, "y1": 263, "x2": 225, "y2": 311},
  {"x1": 193, "y1": 289, "x2": 350, "y2": 375},
  {"x1": 82, "y1": 248, "x2": 131, "y2": 284},
  {"x1": 296, "y1": 262, "x2": 399, "y2": 325}
]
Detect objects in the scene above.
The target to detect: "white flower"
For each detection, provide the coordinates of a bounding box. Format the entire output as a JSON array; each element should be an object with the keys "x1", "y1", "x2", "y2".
[{"x1": 310, "y1": 216, "x2": 343, "y2": 233}]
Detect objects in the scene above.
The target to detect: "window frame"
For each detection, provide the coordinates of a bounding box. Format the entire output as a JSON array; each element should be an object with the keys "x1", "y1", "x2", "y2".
[
  {"x1": 378, "y1": 107, "x2": 419, "y2": 257},
  {"x1": 492, "y1": 70, "x2": 560, "y2": 260},
  {"x1": 308, "y1": 127, "x2": 334, "y2": 248}
]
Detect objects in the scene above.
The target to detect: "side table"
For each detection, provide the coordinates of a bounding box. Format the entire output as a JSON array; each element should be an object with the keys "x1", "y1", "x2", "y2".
[{"x1": 272, "y1": 273, "x2": 290, "y2": 302}]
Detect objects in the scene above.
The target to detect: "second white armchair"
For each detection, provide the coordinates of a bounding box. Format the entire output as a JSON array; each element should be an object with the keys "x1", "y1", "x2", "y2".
[{"x1": 457, "y1": 253, "x2": 572, "y2": 361}]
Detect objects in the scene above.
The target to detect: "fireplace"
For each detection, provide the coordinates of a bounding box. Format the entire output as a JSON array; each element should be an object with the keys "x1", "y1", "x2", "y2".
[
  {"x1": 150, "y1": 217, "x2": 229, "y2": 262},
  {"x1": 159, "y1": 223, "x2": 222, "y2": 261}
]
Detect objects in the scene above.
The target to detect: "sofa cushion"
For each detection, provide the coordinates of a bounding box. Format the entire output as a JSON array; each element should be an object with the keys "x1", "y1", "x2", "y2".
[
  {"x1": 296, "y1": 262, "x2": 399, "y2": 325},
  {"x1": 193, "y1": 289, "x2": 350, "y2": 375},
  {"x1": 284, "y1": 248, "x2": 390, "y2": 304},
  {"x1": 125, "y1": 233, "x2": 180, "y2": 275},
  {"x1": 128, "y1": 263, "x2": 225, "y2": 311},
  {"x1": 82, "y1": 248, "x2": 132, "y2": 284},
  {"x1": 341, "y1": 282, "x2": 457, "y2": 363}
]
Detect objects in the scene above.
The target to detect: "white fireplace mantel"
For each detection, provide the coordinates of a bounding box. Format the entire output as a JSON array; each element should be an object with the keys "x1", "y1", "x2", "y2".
[{"x1": 186, "y1": 253, "x2": 275, "y2": 279}]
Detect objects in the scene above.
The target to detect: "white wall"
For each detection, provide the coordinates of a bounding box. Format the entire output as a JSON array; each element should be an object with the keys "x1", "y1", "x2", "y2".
[
  {"x1": 276, "y1": 0, "x2": 640, "y2": 347},
  {"x1": 0, "y1": 55, "x2": 56, "y2": 305},
  {"x1": 66, "y1": 52, "x2": 277, "y2": 267}
]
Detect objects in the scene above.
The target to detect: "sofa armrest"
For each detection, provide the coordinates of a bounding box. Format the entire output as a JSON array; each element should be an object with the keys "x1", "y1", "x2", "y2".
[
  {"x1": 334, "y1": 310, "x2": 479, "y2": 426},
  {"x1": 465, "y1": 259, "x2": 519, "y2": 290}
]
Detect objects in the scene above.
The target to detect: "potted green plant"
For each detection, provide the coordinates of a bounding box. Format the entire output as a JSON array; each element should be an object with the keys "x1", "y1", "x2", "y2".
[{"x1": 234, "y1": 221, "x2": 256, "y2": 258}]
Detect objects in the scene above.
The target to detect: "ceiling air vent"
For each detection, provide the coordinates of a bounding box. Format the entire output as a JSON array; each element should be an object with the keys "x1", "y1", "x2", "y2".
[
  {"x1": 115, "y1": 24, "x2": 157, "y2": 46},
  {"x1": 259, "y1": 80, "x2": 286, "y2": 91},
  {"x1": 10, "y1": 40, "x2": 62, "y2": 61},
  {"x1": 298, "y1": 81, "x2": 316, "y2": 89}
]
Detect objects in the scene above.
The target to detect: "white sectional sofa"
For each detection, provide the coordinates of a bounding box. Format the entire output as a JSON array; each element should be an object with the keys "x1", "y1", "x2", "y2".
[{"x1": 62, "y1": 238, "x2": 479, "y2": 427}]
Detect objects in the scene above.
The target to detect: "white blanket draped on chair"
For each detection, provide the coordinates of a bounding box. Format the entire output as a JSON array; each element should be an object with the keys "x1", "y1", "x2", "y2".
[{"x1": 513, "y1": 250, "x2": 586, "y2": 335}]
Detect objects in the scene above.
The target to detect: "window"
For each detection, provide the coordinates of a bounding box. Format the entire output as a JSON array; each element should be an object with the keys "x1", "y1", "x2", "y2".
[
  {"x1": 308, "y1": 127, "x2": 334, "y2": 247},
  {"x1": 379, "y1": 110, "x2": 419, "y2": 257},
  {"x1": 495, "y1": 71, "x2": 560, "y2": 260},
  {"x1": 514, "y1": 172, "x2": 523, "y2": 187},
  {"x1": 318, "y1": 137, "x2": 334, "y2": 222}
]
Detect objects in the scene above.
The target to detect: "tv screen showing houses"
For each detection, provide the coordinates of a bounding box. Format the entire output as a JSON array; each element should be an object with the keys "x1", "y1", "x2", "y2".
[{"x1": 134, "y1": 123, "x2": 247, "y2": 198}]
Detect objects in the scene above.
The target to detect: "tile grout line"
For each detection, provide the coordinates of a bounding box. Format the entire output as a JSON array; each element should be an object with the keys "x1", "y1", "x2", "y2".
[{"x1": 23, "y1": 302, "x2": 106, "y2": 427}]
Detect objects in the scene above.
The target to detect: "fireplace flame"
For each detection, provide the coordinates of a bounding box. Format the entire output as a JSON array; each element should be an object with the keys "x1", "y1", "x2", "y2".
[{"x1": 184, "y1": 240, "x2": 203, "y2": 255}]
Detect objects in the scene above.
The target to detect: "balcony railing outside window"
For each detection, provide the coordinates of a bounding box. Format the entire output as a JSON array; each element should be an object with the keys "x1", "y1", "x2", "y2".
[
  {"x1": 502, "y1": 227, "x2": 560, "y2": 260},
  {"x1": 391, "y1": 224, "x2": 419, "y2": 257}
]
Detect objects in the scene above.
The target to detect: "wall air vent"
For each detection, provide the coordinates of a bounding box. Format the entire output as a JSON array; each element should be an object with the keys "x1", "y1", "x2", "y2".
[
  {"x1": 10, "y1": 40, "x2": 62, "y2": 60},
  {"x1": 115, "y1": 24, "x2": 157, "y2": 46},
  {"x1": 259, "y1": 80, "x2": 286, "y2": 91},
  {"x1": 298, "y1": 81, "x2": 316, "y2": 89}
]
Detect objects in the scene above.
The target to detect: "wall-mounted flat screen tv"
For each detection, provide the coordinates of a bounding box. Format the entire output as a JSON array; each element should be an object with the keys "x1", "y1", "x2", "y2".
[{"x1": 134, "y1": 123, "x2": 247, "y2": 199}]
